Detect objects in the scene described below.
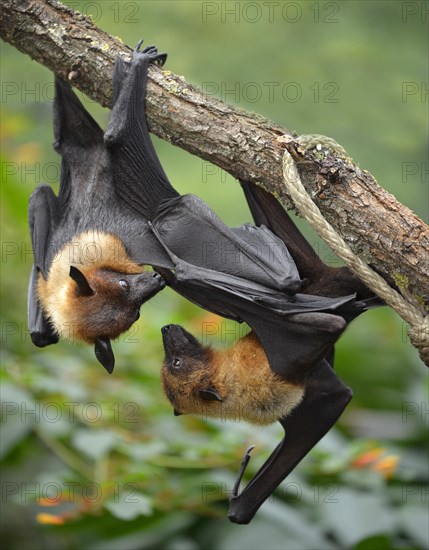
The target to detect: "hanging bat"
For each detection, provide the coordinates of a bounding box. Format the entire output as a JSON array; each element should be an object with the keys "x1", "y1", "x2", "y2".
[
  {"x1": 28, "y1": 39, "x2": 380, "y2": 523},
  {"x1": 159, "y1": 182, "x2": 381, "y2": 524},
  {"x1": 28, "y1": 43, "x2": 179, "y2": 372},
  {"x1": 29, "y1": 41, "x2": 374, "y2": 374}
]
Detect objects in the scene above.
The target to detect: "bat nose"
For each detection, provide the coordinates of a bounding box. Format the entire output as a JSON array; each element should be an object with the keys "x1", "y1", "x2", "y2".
[
  {"x1": 161, "y1": 324, "x2": 184, "y2": 337},
  {"x1": 137, "y1": 271, "x2": 165, "y2": 284},
  {"x1": 161, "y1": 324, "x2": 189, "y2": 350},
  {"x1": 135, "y1": 272, "x2": 166, "y2": 302}
]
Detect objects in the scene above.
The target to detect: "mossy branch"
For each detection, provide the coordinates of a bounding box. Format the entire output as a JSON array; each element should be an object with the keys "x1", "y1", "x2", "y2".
[{"x1": 1, "y1": 0, "x2": 428, "y2": 314}]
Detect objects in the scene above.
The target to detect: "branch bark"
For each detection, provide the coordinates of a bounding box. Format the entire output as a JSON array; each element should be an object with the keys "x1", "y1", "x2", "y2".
[{"x1": 1, "y1": 0, "x2": 428, "y2": 310}]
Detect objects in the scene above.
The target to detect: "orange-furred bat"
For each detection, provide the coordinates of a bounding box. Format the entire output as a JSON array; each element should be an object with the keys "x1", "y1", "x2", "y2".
[
  {"x1": 28, "y1": 43, "x2": 174, "y2": 372},
  {"x1": 161, "y1": 328, "x2": 306, "y2": 424},
  {"x1": 161, "y1": 318, "x2": 352, "y2": 524},
  {"x1": 160, "y1": 182, "x2": 381, "y2": 524}
]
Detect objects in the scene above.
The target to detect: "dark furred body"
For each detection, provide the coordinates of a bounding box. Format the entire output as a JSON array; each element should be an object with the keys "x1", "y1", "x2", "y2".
[{"x1": 28, "y1": 45, "x2": 175, "y2": 371}]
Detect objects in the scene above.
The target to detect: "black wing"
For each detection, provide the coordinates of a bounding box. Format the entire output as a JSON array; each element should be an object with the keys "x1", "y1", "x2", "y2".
[
  {"x1": 153, "y1": 194, "x2": 303, "y2": 292},
  {"x1": 228, "y1": 359, "x2": 352, "y2": 524},
  {"x1": 53, "y1": 77, "x2": 105, "y2": 208},
  {"x1": 149, "y1": 196, "x2": 358, "y2": 379},
  {"x1": 104, "y1": 43, "x2": 179, "y2": 220},
  {"x1": 28, "y1": 77, "x2": 105, "y2": 347},
  {"x1": 28, "y1": 186, "x2": 60, "y2": 347},
  {"x1": 240, "y1": 180, "x2": 378, "y2": 301}
]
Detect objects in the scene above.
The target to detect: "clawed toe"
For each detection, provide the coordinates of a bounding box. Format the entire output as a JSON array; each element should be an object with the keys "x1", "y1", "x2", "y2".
[{"x1": 134, "y1": 39, "x2": 167, "y2": 66}]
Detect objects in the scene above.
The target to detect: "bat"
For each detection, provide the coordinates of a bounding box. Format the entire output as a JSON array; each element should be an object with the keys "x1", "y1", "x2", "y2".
[
  {"x1": 28, "y1": 39, "x2": 380, "y2": 522},
  {"x1": 161, "y1": 322, "x2": 350, "y2": 524},
  {"x1": 160, "y1": 183, "x2": 381, "y2": 524},
  {"x1": 29, "y1": 40, "x2": 374, "y2": 375},
  {"x1": 27, "y1": 42, "x2": 178, "y2": 373}
]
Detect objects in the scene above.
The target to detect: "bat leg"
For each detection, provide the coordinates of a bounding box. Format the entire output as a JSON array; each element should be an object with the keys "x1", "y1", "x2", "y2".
[
  {"x1": 228, "y1": 360, "x2": 352, "y2": 524},
  {"x1": 104, "y1": 45, "x2": 177, "y2": 220},
  {"x1": 54, "y1": 77, "x2": 104, "y2": 155}
]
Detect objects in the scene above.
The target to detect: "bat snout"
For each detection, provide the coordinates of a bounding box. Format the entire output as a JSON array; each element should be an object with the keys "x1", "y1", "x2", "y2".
[
  {"x1": 161, "y1": 325, "x2": 207, "y2": 370},
  {"x1": 161, "y1": 324, "x2": 189, "y2": 352},
  {"x1": 134, "y1": 271, "x2": 166, "y2": 302}
]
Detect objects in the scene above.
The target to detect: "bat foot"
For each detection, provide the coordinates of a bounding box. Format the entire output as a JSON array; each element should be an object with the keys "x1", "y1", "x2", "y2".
[
  {"x1": 134, "y1": 38, "x2": 145, "y2": 52},
  {"x1": 232, "y1": 445, "x2": 255, "y2": 497},
  {"x1": 134, "y1": 39, "x2": 167, "y2": 67}
]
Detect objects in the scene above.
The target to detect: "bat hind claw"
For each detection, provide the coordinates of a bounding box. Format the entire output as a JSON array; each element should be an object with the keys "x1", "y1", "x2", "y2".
[
  {"x1": 134, "y1": 38, "x2": 145, "y2": 52},
  {"x1": 134, "y1": 39, "x2": 167, "y2": 67}
]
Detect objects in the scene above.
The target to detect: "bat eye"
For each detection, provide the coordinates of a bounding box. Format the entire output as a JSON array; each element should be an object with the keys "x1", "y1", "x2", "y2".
[
  {"x1": 119, "y1": 279, "x2": 130, "y2": 290},
  {"x1": 172, "y1": 358, "x2": 181, "y2": 369}
]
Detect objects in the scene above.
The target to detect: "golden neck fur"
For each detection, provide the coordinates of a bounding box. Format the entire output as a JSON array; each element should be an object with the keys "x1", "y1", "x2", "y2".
[
  {"x1": 37, "y1": 231, "x2": 143, "y2": 343},
  {"x1": 162, "y1": 332, "x2": 304, "y2": 426}
]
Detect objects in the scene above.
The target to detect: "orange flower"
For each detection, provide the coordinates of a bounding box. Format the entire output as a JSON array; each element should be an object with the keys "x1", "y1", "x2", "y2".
[
  {"x1": 351, "y1": 448, "x2": 385, "y2": 468},
  {"x1": 371, "y1": 455, "x2": 400, "y2": 479},
  {"x1": 37, "y1": 497, "x2": 63, "y2": 507},
  {"x1": 37, "y1": 513, "x2": 65, "y2": 525},
  {"x1": 351, "y1": 447, "x2": 400, "y2": 479}
]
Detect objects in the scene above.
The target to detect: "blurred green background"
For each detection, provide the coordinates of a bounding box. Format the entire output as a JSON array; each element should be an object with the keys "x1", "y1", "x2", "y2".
[{"x1": 1, "y1": 1, "x2": 428, "y2": 549}]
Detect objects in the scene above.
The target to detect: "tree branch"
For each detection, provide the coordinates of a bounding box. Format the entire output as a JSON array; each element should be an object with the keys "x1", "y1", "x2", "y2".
[{"x1": 1, "y1": 0, "x2": 428, "y2": 310}]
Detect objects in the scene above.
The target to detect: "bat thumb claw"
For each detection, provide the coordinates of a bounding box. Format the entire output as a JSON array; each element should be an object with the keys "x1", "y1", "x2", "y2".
[
  {"x1": 244, "y1": 445, "x2": 255, "y2": 457},
  {"x1": 232, "y1": 445, "x2": 256, "y2": 497}
]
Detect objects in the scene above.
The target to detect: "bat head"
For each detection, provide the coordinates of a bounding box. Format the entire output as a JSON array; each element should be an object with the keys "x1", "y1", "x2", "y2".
[
  {"x1": 37, "y1": 232, "x2": 167, "y2": 373},
  {"x1": 160, "y1": 324, "x2": 223, "y2": 417},
  {"x1": 67, "y1": 265, "x2": 166, "y2": 336},
  {"x1": 38, "y1": 261, "x2": 165, "y2": 373},
  {"x1": 66, "y1": 266, "x2": 165, "y2": 372}
]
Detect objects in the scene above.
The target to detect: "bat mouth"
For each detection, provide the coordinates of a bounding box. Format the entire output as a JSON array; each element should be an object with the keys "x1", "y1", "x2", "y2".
[{"x1": 136, "y1": 272, "x2": 166, "y2": 302}]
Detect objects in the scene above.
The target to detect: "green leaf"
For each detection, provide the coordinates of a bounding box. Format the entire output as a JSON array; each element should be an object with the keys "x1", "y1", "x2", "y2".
[
  {"x1": 352, "y1": 535, "x2": 394, "y2": 550},
  {"x1": 0, "y1": 382, "x2": 35, "y2": 458},
  {"x1": 104, "y1": 492, "x2": 152, "y2": 520},
  {"x1": 72, "y1": 429, "x2": 118, "y2": 460},
  {"x1": 318, "y1": 488, "x2": 395, "y2": 547},
  {"x1": 398, "y1": 504, "x2": 429, "y2": 549}
]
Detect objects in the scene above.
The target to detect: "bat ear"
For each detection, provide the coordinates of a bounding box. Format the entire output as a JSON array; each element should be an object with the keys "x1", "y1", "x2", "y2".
[
  {"x1": 69, "y1": 266, "x2": 94, "y2": 297},
  {"x1": 173, "y1": 408, "x2": 183, "y2": 416},
  {"x1": 94, "y1": 337, "x2": 115, "y2": 374},
  {"x1": 198, "y1": 388, "x2": 223, "y2": 402}
]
